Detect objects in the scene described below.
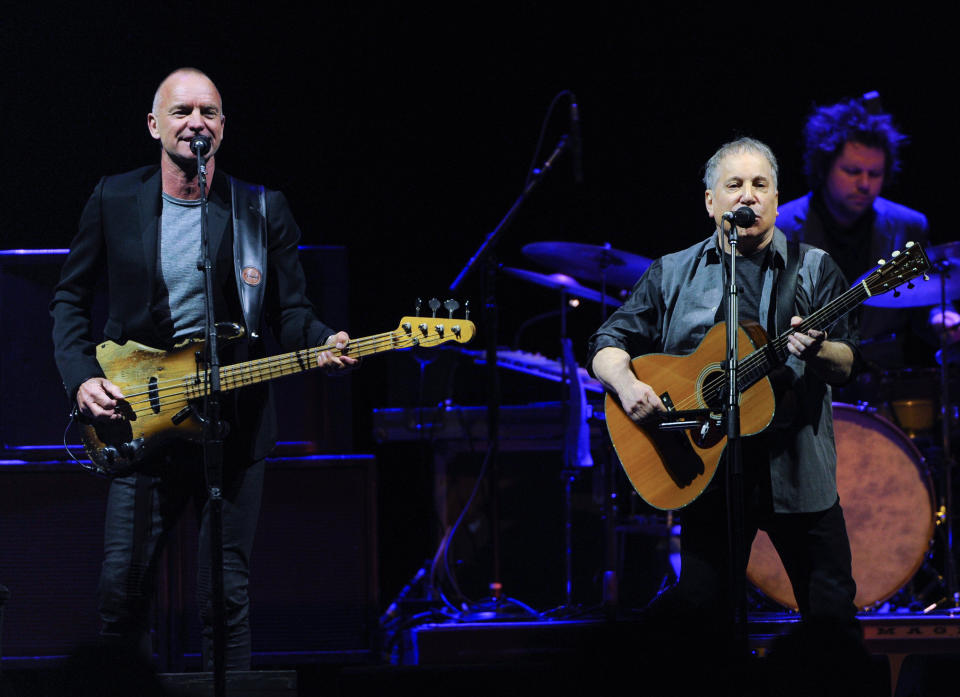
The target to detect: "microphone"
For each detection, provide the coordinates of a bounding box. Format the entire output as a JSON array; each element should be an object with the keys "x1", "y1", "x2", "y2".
[
  {"x1": 190, "y1": 135, "x2": 212, "y2": 156},
  {"x1": 379, "y1": 562, "x2": 430, "y2": 622},
  {"x1": 722, "y1": 207, "x2": 757, "y2": 228},
  {"x1": 569, "y1": 95, "x2": 583, "y2": 184}
]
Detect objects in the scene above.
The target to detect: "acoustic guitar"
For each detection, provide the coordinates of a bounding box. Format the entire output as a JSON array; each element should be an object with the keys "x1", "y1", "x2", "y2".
[
  {"x1": 77, "y1": 313, "x2": 476, "y2": 476},
  {"x1": 605, "y1": 241, "x2": 931, "y2": 510}
]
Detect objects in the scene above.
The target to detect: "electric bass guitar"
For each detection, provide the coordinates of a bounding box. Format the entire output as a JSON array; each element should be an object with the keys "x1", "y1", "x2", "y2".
[
  {"x1": 605, "y1": 241, "x2": 931, "y2": 510},
  {"x1": 77, "y1": 314, "x2": 476, "y2": 476}
]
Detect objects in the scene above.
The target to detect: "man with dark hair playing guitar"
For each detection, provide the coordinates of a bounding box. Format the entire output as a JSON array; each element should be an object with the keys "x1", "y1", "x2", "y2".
[{"x1": 589, "y1": 137, "x2": 886, "y2": 684}]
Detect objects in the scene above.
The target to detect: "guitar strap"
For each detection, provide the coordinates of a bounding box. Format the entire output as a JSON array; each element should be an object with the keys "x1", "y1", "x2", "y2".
[
  {"x1": 763, "y1": 239, "x2": 804, "y2": 431},
  {"x1": 230, "y1": 177, "x2": 268, "y2": 340},
  {"x1": 774, "y1": 239, "x2": 802, "y2": 335}
]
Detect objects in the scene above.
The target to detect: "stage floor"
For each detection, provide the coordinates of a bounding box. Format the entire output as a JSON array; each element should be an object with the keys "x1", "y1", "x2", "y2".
[{"x1": 4, "y1": 611, "x2": 960, "y2": 696}]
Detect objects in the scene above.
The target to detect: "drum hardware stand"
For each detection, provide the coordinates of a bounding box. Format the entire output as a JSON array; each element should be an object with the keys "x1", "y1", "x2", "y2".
[
  {"x1": 592, "y1": 265, "x2": 621, "y2": 617},
  {"x1": 551, "y1": 280, "x2": 621, "y2": 618},
  {"x1": 514, "y1": 241, "x2": 648, "y2": 614},
  {"x1": 558, "y1": 302, "x2": 593, "y2": 612},
  {"x1": 934, "y1": 258, "x2": 959, "y2": 613},
  {"x1": 450, "y1": 96, "x2": 575, "y2": 616},
  {"x1": 915, "y1": 556, "x2": 947, "y2": 612}
]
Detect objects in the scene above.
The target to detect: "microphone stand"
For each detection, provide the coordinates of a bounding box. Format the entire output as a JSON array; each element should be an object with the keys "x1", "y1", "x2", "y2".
[
  {"x1": 450, "y1": 135, "x2": 571, "y2": 614},
  {"x1": 722, "y1": 223, "x2": 748, "y2": 654},
  {"x1": 195, "y1": 143, "x2": 228, "y2": 697}
]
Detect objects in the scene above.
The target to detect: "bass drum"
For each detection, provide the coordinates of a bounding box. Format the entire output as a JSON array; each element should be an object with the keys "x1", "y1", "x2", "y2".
[{"x1": 746, "y1": 403, "x2": 935, "y2": 610}]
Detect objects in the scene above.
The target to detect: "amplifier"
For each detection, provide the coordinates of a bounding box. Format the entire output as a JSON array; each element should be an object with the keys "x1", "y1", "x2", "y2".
[{"x1": 0, "y1": 455, "x2": 377, "y2": 664}]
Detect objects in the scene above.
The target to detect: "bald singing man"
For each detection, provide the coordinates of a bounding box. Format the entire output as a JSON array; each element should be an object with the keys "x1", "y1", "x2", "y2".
[{"x1": 51, "y1": 68, "x2": 356, "y2": 669}]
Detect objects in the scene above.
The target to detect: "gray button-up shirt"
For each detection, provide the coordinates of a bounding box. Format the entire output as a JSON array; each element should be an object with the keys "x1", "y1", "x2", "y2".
[{"x1": 588, "y1": 228, "x2": 858, "y2": 513}]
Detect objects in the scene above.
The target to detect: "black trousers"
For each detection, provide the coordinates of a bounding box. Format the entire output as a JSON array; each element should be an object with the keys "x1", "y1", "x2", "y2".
[
  {"x1": 625, "y1": 448, "x2": 868, "y2": 694},
  {"x1": 651, "y1": 450, "x2": 859, "y2": 637},
  {"x1": 98, "y1": 446, "x2": 264, "y2": 670},
  {"x1": 679, "y1": 487, "x2": 858, "y2": 624}
]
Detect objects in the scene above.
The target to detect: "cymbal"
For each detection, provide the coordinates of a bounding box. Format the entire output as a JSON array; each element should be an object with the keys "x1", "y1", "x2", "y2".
[
  {"x1": 501, "y1": 267, "x2": 621, "y2": 306},
  {"x1": 522, "y1": 241, "x2": 652, "y2": 289},
  {"x1": 861, "y1": 241, "x2": 960, "y2": 308}
]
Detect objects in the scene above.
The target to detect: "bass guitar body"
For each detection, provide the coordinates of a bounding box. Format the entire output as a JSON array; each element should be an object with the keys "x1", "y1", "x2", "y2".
[
  {"x1": 79, "y1": 339, "x2": 207, "y2": 474},
  {"x1": 605, "y1": 322, "x2": 775, "y2": 510}
]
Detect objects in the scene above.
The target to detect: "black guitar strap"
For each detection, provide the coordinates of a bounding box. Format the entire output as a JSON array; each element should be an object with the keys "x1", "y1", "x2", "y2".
[
  {"x1": 774, "y1": 239, "x2": 802, "y2": 336},
  {"x1": 230, "y1": 177, "x2": 268, "y2": 340},
  {"x1": 762, "y1": 239, "x2": 804, "y2": 431}
]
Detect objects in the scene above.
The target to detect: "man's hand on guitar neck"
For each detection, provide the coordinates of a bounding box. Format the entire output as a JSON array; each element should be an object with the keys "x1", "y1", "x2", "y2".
[
  {"x1": 318, "y1": 331, "x2": 360, "y2": 373},
  {"x1": 786, "y1": 316, "x2": 854, "y2": 385},
  {"x1": 592, "y1": 346, "x2": 666, "y2": 424},
  {"x1": 77, "y1": 377, "x2": 126, "y2": 422}
]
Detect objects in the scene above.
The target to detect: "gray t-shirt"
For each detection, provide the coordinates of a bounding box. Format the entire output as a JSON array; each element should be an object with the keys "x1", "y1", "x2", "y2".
[{"x1": 154, "y1": 193, "x2": 206, "y2": 343}]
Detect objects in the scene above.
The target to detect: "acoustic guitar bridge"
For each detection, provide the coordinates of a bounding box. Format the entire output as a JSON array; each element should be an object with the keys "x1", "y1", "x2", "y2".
[
  {"x1": 657, "y1": 393, "x2": 721, "y2": 432},
  {"x1": 659, "y1": 411, "x2": 717, "y2": 431}
]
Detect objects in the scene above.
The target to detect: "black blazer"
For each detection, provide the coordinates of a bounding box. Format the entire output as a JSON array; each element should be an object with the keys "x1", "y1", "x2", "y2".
[
  {"x1": 51, "y1": 165, "x2": 335, "y2": 460},
  {"x1": 777, "y1": 191, "x2": 931, "y2": 369}
]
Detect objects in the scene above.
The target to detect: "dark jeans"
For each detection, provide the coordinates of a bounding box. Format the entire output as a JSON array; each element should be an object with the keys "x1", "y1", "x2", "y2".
[{"x1": 98, "y1": 446, "x2": 264, "y2": 670}]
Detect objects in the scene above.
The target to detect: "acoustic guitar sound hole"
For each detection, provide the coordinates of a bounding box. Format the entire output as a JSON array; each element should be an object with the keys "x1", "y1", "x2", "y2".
[{"x1": 701, "y1": 368, "x2": 727, "y2": 411}]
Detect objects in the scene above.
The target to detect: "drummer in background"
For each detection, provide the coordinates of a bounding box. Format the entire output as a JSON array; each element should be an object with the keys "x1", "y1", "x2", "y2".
[{"x1": 778, "y1": 93, "x2": 959, "y2": 371}]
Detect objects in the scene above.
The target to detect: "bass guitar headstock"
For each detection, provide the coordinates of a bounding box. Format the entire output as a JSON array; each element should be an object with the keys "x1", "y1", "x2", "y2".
[{"x1": 394, "y1": 298, "x2": 476, "y2": 347}]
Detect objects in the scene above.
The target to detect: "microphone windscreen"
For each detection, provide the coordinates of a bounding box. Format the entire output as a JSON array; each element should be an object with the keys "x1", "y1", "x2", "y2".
[
  {"x1": 731, "y1": 206, "x2": 756, "y2": 228},
  {"x1": 190, "y1": 135, "x2": 211, "y2": 155}
]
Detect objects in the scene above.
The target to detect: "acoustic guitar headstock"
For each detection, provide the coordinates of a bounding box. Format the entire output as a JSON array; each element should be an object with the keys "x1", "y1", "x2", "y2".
[{"x1": 862, "y1": 241, "x2": 931, "y2": 299}]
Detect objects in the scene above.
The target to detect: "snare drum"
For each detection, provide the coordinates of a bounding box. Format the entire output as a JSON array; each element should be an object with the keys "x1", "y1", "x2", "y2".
[
  {"x1": 834, "y1": 367, "x2": 940, "y2": 437},
  {"x1": 877, "y1": 367, "x2": 940, "y2": 437},
  {"x1": 746, "y1": 404, "x2": 935, "y2": 610}
]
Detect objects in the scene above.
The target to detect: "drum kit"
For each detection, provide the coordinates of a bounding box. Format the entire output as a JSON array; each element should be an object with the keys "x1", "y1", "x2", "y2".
[
  {"x1": 509, "y1": 238, "x2": 960, "y2": 613},
  {"x1": 750, "y1": 241, "x2": 960, "y2": 612}
]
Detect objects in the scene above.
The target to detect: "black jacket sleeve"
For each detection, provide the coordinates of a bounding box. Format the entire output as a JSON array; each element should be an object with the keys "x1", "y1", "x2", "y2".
[{"x1": 50, "y1": 177, "x2": 109, "y2": 401}]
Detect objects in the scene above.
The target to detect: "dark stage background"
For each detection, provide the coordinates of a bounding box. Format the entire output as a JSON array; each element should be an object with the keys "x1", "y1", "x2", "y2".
[
  {"x1": 5, "y1": 6, "x2": 955, "y2": 331},
  {"x1": 2, "y1": 3, "x2": 957, "y2": 635}
]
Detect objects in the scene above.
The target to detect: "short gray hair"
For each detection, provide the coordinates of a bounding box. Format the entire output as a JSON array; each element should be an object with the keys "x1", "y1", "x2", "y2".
[{"x1": 703, "y1": 137, "x2": 779, "y2": 190}]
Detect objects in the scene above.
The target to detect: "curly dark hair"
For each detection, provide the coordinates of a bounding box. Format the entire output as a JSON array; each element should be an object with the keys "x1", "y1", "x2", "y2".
[{"x1": 802, "y1": 98, "x2": 908, "y2": 190}]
